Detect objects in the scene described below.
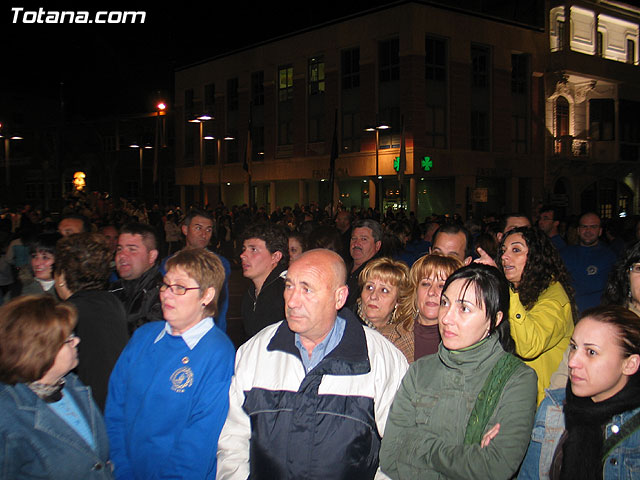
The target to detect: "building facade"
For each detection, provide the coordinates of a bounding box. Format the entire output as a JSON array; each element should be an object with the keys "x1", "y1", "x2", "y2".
[
  {"x1": 546, "y1": 0, "x2": 640, "y2": 219},
  {"x1": 175, "y1": 1, "x2": 637, "y2": 220}
]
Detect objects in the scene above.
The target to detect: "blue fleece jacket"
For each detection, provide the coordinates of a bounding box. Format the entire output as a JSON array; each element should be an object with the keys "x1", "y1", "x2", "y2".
[{"x1": 105, "y1": 321, "x2": 235, "y2": 479}]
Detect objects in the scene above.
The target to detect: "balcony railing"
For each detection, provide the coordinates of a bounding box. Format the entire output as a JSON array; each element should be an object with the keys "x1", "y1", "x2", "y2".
[{"x1": 553, "y1": 136, "x2": 589, "y2": 157}]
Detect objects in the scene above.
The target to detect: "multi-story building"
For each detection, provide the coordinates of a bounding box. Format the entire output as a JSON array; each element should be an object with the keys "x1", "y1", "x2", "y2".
[
  {"x1": 176, "y1": 1, "x2": 630, "y2": 220},
  {"x1": 546, "y1": 0, "x2": 640, "y2": 218}
]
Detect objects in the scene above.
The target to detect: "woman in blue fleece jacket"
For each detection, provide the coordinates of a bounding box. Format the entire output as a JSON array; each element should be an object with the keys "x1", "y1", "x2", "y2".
[{"x1": 105, "y1": 249, "x2": 235, "y2": 479}]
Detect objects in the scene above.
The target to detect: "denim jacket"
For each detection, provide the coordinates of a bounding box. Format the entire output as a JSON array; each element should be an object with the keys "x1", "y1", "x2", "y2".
[
  {"x1": 518, "y1": 388, "x2": 640, "y2": 480},
  {"x1": 0, "y1": 373, "x2": 113, "y2": 479}
]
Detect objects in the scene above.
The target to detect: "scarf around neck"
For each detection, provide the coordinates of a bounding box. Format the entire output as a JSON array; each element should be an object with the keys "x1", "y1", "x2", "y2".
[{"x1": 554, "y1": 373, "x2": 640, "y2": 480}]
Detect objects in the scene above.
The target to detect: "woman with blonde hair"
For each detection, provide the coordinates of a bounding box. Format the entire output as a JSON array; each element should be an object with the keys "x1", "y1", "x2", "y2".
[
  {"x1": 357, "y1": 257, "x2": 413, "y2": 362},
  {"x1": 408, "y1": 254, "x2": 463, "y2": 361}
]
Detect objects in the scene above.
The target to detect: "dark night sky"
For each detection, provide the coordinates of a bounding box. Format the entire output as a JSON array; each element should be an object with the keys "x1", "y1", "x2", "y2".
[
  {"x1": 3, "y1": 0, "x2": 639, "y2": 120},
  {"x1": 2, "y1": 1, "x2": 402, "y2": 118}
]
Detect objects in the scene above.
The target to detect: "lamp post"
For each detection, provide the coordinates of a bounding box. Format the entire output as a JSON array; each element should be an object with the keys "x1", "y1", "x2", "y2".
[
  {"x1": 364, "y1": 121, "x2": 390, "y2": 216},
  {"x1": 0, "y1": 126, "x2": 23, "y2": 200},
  {"x1": 205, "y1": 135, "x2": 235, "y2": 204},
  {"x1": 154, "y1": 102, "x2": 166, "y2": 201},
  {"x1": 188, "y1": 114, "x2": 212, "y2": 207},
  {"x1": 129, "y1": 142, "x2": 152, "y2": 201}
]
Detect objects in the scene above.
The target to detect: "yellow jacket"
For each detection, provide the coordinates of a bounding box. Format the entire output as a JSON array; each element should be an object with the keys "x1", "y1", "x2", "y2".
[{"x1": 509, "y1": 282, "x2": 574, "y2": 405}]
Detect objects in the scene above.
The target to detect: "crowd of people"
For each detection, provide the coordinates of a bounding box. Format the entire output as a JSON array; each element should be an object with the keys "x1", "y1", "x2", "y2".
[{"x1": 1, "y1": 192, "x2": 640, "y2": 479}]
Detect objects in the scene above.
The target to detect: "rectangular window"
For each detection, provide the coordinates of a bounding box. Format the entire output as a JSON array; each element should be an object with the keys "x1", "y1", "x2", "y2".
[
  {"x1": 426, "y1": 37, "x2": 447, "y2": 82},
  {"x1": 251, "y1": 71, "x2": 264, "y2": 106},
  {"x1": 471, "y1": 44, "x2": 490, "y2": 89},
  {"x1": 471, "y1": 110, "x2": 490, "y2": 151},
  {"x1": 279, "y1": 65, "x2": 293, "y2": 102},
  {"x1": 590, "y1": 98, "x2": 615, "y2": 141},
  {"x1": 227, "y1": 78, "x2": 238, "y2": 112},
  {"x1": 379, "y1": 38, "x2": 399, "y2": 82},
  {"x1": 512, "y1": 115, "x2": 527, "y2": 153},
  {"x1": 308, "y1": 57, "x2": 325, "y2": 143},
  {"x1": 627, "y1": 39, "x2": 636, "y2": 64},
  {"x1": 511, "y1": 54, "x2": 528, "y2": 95},
  {"x1": 425, "y1": 105, "x2": 446, "y2": 149},
  {"x1": 558, "y1": 20, "x2": 566, "y2": 51},
  {"x1": 308, "y1": 57, "x2": 325, "y2": 95},
  {"x1": 278, "y1": 65, "x2": 294, "y2": 146},
  {"x1": 342, "y1": 47, "x2": 360, "y2": 90}
]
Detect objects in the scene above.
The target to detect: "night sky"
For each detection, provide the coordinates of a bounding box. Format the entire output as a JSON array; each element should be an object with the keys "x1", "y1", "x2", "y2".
[
  {"x1": 3, "y1": 0, "x2": 639, "y2": 120},
  {"x1": 2, "y1": 1, "x2": 400, "y2": 119}
]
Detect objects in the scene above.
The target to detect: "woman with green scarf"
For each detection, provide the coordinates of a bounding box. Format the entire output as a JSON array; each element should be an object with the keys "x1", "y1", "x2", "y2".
[{"x1": 380, "y1": 264, "x2": 537, "y2": 479}]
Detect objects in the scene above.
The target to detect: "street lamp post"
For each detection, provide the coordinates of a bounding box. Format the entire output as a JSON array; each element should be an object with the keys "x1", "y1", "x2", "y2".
[
  {"x1": 188, "y1": 114, "x2": 212, "y2": 208},
  {"x1": 0, "y1": 127, "x2": 24, "y2": 201},
  {"x1": 204, "y1": 135, "x2": 234, "y2": 205},
  {"x1": 129, "y1": 142, "x2": 152, "y2": 201},
  {"x1": 365, "y1": 121, "x2": 390, "y2": 216}
]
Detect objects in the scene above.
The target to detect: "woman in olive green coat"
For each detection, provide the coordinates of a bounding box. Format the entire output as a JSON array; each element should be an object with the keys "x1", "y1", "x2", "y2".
[{"x1": 380, "y1": 264, "x2": 537, "y2": 479}]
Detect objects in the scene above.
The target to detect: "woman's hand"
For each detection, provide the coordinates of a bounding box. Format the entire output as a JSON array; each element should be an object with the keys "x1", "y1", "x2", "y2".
[
  {"x1": 474, "y1": 247, "x2": 497, "y2": 268},
  {"x1": 480, "y1": 423, "x2": 500, "y2": 448}
]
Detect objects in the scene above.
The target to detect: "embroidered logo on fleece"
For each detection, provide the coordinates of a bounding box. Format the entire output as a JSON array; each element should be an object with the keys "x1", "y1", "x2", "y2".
[{"x1": 170, "y1": 366, "x2": 194, "y2": 392}]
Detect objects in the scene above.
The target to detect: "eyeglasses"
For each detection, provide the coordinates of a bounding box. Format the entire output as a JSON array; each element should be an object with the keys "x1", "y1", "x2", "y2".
[
  {"x1": 578, "y1": 224, "x2": 600, "y2": 230},
  {"x1": 629, "y1": 264, "x2": 640, "y2": 274},
  {"x1": 64, "y1": 334, "x2": 78, "y2": 345},
  {"x1": 159, "y1": 282, "x2": 201, "y2": 295}
]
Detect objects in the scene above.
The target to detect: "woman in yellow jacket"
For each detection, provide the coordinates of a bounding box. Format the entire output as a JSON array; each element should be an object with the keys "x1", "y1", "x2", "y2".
[
  {"x1": 477, "y1": 226, "x2": 576, "y2": 403},
  {"x1": 497, "y1": 227, "x2": 576, "y2": 404}
]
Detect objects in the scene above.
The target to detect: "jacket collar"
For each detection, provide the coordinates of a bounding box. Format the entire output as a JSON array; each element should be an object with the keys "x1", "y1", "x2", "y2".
[
  {"x1": 6, "y1": 374, "x2": 106, "y2": 458},
  {"x1": 267, "y1": 307, "x2": 370, "y2": 376},
  {"x1": 250, "y1": 263, "x2": 287, "y2": 300}
]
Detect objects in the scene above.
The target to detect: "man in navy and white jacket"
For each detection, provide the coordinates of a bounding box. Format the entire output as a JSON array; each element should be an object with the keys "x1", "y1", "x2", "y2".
[{"x1": 217, "y1": 249, "x2": 408, "y2": 479}]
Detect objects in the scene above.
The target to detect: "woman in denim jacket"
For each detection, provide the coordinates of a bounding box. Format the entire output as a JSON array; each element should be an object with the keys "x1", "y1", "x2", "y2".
[
  {"x1": 519, "y1": 305, "x2": 640, "y2": 480},
  {"x1": 0, "y1": 295, "x2": 112, "y2": 479}
]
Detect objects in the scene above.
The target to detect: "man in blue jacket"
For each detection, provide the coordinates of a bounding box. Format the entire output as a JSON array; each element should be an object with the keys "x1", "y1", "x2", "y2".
[{"x1": 561, "y1": 212, "x2": 616, "y2": 313}]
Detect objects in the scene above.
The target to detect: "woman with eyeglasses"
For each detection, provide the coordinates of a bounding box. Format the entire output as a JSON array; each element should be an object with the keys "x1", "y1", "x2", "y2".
[
  {"x1": 105, "y1": 249, "x2": 235, "y2": 480},
  {"x1": 603, "y1": 241, "x2": 640, "y2": 316},
  {"x1": 0, "y1": 295, "x2": 113, "y2": 479}
]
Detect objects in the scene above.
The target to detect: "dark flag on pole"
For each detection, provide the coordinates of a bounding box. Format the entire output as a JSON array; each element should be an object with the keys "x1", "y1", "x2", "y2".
[
  {"x1": 329, "y1": 109, "x2": 338, "y2": 215},
  {"x1": 244, "y1": 103, "x2": 253, "y2": 207}
]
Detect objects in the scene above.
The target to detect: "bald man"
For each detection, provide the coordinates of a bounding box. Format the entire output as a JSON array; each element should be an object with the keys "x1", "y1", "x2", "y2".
[{"x1": 217, "y1": 249, "x2": 408, "y2": 479}]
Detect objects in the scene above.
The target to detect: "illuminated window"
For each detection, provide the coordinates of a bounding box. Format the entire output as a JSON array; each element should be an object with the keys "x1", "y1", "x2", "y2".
[
  {"x1": 278, "y1": 65, "x2": 293, "y2": 102},
  {"x1": 278, "y1": 65, "x2": 293, "y2": 146},
  {"x1": 556, "y1": 97, "x2": 569, "y2": 137},
  {"x1": 308, "y1": 57, "x2": 325, "y2": 95}
]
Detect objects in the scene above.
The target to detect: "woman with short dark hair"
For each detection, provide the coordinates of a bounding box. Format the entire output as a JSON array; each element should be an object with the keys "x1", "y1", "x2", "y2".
[
  {"x1": 380, "y1": 264, "x2": 537, "y2": 479},
  {"x1": 0, "y1": 295, "x2": 113, "y2": 479},
  {"x1": 54, "y1": 232, "x2": 129, "y2": 411}
]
